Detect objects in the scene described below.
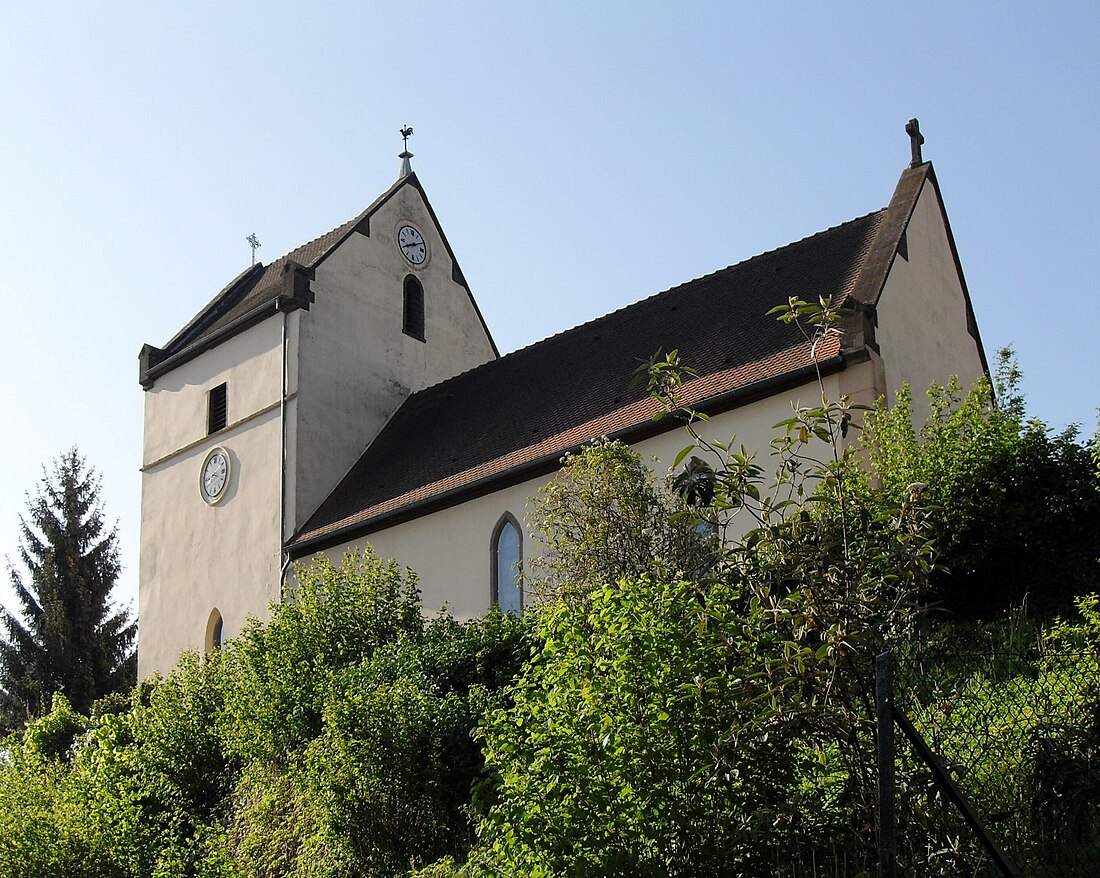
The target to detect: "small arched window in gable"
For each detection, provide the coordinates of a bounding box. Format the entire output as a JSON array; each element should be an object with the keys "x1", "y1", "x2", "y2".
[
  {"x1": 492, "y1": 513, "x2": 523, "y2": 614},
  {"x1": 205, "y1": 608, "x2": 224, "y2": 653},
  {"x1": 403, "y1": 275, "x2": 425, "y2": 341}
]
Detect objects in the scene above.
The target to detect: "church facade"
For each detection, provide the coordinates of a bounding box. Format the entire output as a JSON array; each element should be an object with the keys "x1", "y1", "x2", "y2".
[{"x1": 138, "y1": 132, "x2": 987, "y2": 677}]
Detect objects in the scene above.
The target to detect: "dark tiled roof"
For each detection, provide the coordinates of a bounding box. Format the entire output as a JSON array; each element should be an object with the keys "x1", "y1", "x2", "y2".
[
  {"x1": 291, "y1": 203, "x2": 890, "y2": 552},
  {"x1": 169, "y1": 220, "x2": 358, "y2": 354},
  {"x1": 144, "y1": 199, "x2": 376, "y2": 376}
]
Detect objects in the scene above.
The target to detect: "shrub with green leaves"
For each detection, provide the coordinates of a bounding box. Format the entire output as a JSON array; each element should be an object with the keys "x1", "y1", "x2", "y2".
[
  {"x1": 469, "y1": 415, "x2": 936, "y2": 876},
  {"x1": 861, "y1": 351, "x2": 1100, "y2": 616},
  {"x1": 0, "y1": 547, "x2": 533, "y2": 878},
  {"x1": 526, "y1": 438, "x2": 711, "y2": 602},
  {"x1": 477, "y1": 573, "x2": 813, "y2": 876},
  {"x1": 0, "y1": 653, "x2": 237, "y2": 878},
  {"x1": 218, "y1": 551, "x2": 425, "y2": 767},
  {"x1": 218, "y1": 551, "x2": 531, "y2": 878}
]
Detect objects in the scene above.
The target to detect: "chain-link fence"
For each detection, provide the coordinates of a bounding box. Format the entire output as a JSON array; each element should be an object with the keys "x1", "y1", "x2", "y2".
[{"x1": 887, "y1": 646, "x2": 1100, "y2": 877}]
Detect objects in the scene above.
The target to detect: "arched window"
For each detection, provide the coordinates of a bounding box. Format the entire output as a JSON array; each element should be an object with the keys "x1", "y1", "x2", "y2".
[
  {"x1": 205, "y1": 608, "x2": 224, "y2": 652},
  {"x1": 491, "y1": 513, "x2": 523, "y2": 614},
  {"x1": 403, "y1": 275, "x2": 425, "y2": 341}
]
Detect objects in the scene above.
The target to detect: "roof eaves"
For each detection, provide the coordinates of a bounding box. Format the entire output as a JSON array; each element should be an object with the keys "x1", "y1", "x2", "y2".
[
  {"x1": 157, "y1": 262, "x2": 267, "y2": 359},
  {"x1": 287, "y1": 353, "x2": 847, "y2": 557},
  {"x1": 140, "y1": 296, "x2": 281, "y2": 389}
]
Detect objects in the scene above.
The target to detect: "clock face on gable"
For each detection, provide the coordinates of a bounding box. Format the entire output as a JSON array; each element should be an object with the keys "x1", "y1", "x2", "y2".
[
  {"x1": 397, "y1": 224, "x2": 428, "y2": 265},
  {"x1": 200, "y1": 447, "x2": 231, "y2": 505}
]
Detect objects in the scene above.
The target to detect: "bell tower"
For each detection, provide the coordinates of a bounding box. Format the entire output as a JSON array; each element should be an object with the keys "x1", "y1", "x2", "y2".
[{"x1": 137, "y1": 146, "x2": 498, "y2": 677}]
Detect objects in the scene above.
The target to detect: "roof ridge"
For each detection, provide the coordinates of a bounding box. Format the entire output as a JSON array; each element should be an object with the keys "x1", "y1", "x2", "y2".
[
  {"x1": 280, "y1": 215, "x2": 360, "y2": 267},
  {"x1": 279, "y1": 173, "x2": 417, "y2": 269},
  {"x1": 398, "y1": 207, "x2": 888, "y2": 402},
  {"x1": 510, "y1": 207, "x2": 889, "y2": 351}
]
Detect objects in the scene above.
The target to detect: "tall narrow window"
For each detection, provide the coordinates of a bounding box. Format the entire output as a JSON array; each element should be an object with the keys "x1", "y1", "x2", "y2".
[
  {"x1": 208, "y1": 383, "x2": 228, "y2": 434},
  {"x1": 205, "y1": 608, "x2": 224, "y2": 652},
  {"x1": 492, "y1": 513, "x2": 523, "y2": 614},
  {"x1": 403, "y1": 275, "x2": 425, "y2": 341}
]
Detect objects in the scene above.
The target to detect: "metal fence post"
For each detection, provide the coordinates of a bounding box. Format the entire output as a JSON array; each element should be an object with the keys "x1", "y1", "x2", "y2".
[{"x1": 876, "y1": 652, "x2": 896, "y2": 878}]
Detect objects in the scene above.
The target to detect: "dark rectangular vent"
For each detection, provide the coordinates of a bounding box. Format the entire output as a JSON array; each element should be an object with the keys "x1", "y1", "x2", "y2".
[{"x1": 208, "y1": 383, "x2": 228, "y2": 434}]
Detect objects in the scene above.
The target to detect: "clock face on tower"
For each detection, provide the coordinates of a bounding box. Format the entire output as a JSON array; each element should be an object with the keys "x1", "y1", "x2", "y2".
[
  {"x1": 200, "y1": 447, "x2": 231, "y2": 505},
  {"x1": 397, "y1": 224, "x2": 427, "y2": 265}
]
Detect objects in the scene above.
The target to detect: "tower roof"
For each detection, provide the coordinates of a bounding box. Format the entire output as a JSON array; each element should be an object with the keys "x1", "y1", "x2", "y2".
[{"x1": 138, "y1": 172, "x2": 494, "y2": 388}]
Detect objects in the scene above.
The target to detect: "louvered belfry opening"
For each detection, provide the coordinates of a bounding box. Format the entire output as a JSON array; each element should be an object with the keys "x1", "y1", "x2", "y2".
[
  {"x1": 403, "y1": 275, "x2": 425, "y2": 341},
  {"x1": 208, "y1": 383, "x2": 228, "y2": 434}
]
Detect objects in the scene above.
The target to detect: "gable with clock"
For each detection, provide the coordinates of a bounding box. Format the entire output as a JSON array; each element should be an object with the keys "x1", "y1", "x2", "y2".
[{"x1": 137, "y1": 163, "x2": 498, "y2": 677}]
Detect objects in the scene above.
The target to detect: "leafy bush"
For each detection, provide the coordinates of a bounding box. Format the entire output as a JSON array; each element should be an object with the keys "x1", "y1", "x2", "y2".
[
  {"x1": 478, "y1": 572, "x2": 818, "y2": 876},
  {"x1": 861, "y1": 352, "x2": 1100, "y2": 616},
  {"x1": 472, "y1": 398, "x2": 935, "y2": 876},
  {"x1": 0, "y1": 547, "x2": 533, "y2": 878},
  {"x1": 218, "y1": 551, "x2": 425, "y2": 767},
  {"x1": 0, "y1": 652, "x2": 236, "y2": 878},
  {"x1": 219, "y1": 551, "x2": 531, "y2": 878},
  {"x1": 525, "y1": 438, "x2": 711, "y2": 602}
]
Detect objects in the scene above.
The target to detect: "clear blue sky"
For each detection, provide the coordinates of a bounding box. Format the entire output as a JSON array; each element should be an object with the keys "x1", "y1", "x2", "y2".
[{"x1": 2, "y1": 2, "x2": 1098, "y2": 618}]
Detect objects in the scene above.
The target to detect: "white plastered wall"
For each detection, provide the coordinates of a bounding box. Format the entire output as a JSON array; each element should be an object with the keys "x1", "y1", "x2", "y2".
[
  {"x1": 294, "y1": 184, "x2": 497, "y2": 529},
  {"x1": 139, "y1": 317, "x2": 292, "y2": 677},
  {"x1": 306, "y1": 373, "x2": 851, "y2": 619},
  {"x1": 875, "y1": 179, "x2": 986, "y2": 424}
]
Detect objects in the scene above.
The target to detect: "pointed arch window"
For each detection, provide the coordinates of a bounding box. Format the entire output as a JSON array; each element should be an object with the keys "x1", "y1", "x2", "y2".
[
  {"x1": 403, "y1": 275, "x2": 425, "y2": 341},
  {"x1": 205, "y1": 608, "x2": 224, "y2": 652},
  {"x1": 492, "y1": 513, "x2": 523, "y2": 614}
]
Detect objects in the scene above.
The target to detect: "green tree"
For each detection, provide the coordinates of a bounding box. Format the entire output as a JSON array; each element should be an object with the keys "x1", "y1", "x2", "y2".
[
  {"x1": 525, "y1": 438, "x2": 712, "y2": 603},
  {"x1": 218, "y1": 549, "x2": 531, "y2": 878},
  {"x1": 467, "y1": 299, "x2": 938, "y2": 876},
  {"x1": 471, "y1": 428, "x2": 934, "y2": 875},
  {"x1": 1, "y1": 449, "x2": 136, "y2": 731},
  {"x1": 861, "y1": 352, "x2": 1100, "y2": 616}
]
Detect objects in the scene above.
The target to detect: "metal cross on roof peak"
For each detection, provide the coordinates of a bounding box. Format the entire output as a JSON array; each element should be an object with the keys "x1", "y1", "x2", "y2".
[
  {"x1": 905, "y1": 118, "x2": 925, "y2": 168},
  {"x1": 247, "y1": 233, "x2": 261, "y2": 266}
]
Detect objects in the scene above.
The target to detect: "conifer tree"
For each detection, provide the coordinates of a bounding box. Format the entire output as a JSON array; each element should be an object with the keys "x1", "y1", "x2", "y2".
[{"x1": 1, "y1": 449, "x2": 135, "y2": 731}]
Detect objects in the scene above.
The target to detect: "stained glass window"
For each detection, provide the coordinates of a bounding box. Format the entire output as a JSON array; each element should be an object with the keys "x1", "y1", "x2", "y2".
[{"x1": 494, "y1": 517, "x2": 522, "y2": 614}]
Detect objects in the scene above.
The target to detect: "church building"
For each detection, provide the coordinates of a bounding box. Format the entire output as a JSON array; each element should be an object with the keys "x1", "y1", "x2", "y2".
[{"x1": 137, "y1": 123, "x2": 987, "y2": 677}]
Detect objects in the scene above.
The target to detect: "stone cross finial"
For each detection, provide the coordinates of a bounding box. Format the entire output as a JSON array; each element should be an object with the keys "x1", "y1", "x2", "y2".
[{"x1": 905, "y1": 118, "x2": 925, "y2": 168}]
